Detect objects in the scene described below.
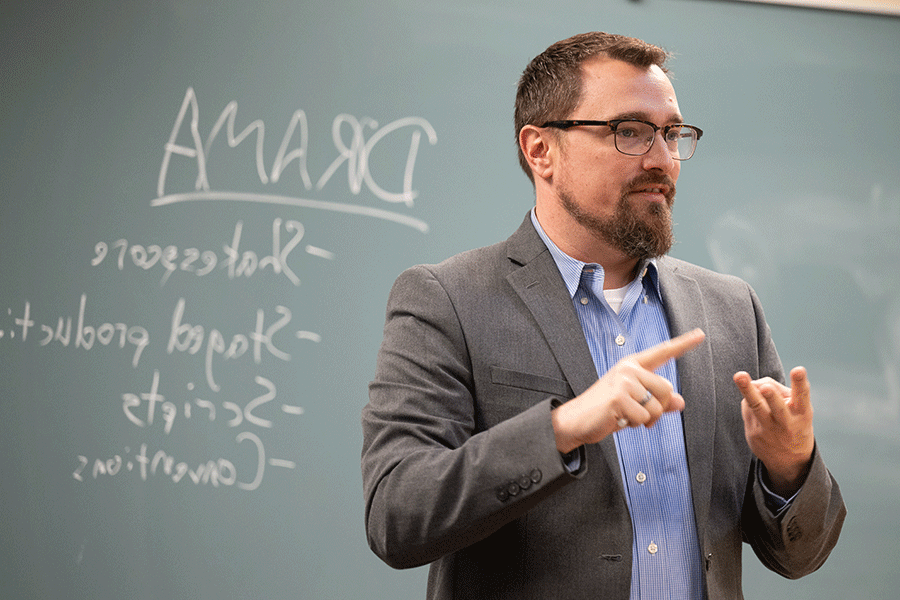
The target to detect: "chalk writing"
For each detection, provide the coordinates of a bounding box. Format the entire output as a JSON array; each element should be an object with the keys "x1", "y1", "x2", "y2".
[
  {"x1": 154, "y1": 87, "x2": 435, "y2": 233},
  {"x1": 1, "y1": 297, "x2": 150, "y2": 367},
  {"x1": 91, "y1": 218, "x2": 333, "y2": 286},
  {"x1": 4, "y1": 84, "x2": 436, "y2": 500},
  {"x1": 167, "y1": 297, "x2": 315, "y2": 392},
  {"x1": 0, "y1": 296, "x2": 317, "y2": 386},
  {"x1": 72, "y1": 432, "x2": 289, "y2": 492},
  {"x1": 70, "y1": 366, "x2": 305, "y2": 491},
  {"x1": 121, "y1": 370, "x2": 303, "y2": 435},
  {"x1": 2, "y1": 290, "x2": 313, "y2": 493}
]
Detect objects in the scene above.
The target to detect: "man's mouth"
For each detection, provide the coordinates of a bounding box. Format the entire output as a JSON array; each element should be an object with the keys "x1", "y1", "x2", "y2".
[
  {"x1": 626, "y1": 177, "x2": 675, "y2": 205},
  {"x1": 631, "y1": 186, "x2": 671, "y2": 201}
]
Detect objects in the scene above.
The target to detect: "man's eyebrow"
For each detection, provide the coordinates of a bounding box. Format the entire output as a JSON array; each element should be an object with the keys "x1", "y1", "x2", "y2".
[{"x1": 609, "y1": 111, "x2": 684, "y2": 124}]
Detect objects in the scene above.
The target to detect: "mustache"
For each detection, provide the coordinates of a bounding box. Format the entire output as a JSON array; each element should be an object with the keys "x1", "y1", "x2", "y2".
[{"x1": 625, "y1": 173, "x2": 676, "y2": 203}]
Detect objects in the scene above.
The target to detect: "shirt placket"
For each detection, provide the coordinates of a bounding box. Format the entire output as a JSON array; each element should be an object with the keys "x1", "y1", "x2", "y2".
[{"x1": 611, "y1": 277, "x2": 669, "y2": 597}]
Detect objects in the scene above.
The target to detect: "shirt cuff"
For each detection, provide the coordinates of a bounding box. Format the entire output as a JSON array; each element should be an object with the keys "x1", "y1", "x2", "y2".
[
  {"x1": 756, "y1": 460, "x2": 800, "y2": 518},
  {"x1": 550, "y1": 397, "x2": 585, "y2": 474},
  {"x1": 561, "y1": 448, "x2": 582, "y2": 473}
]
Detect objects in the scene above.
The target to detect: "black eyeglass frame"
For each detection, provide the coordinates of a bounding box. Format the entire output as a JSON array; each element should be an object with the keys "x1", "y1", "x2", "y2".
[{"x1": 540, "y1": 119, "x2": 704, "y2": 160}]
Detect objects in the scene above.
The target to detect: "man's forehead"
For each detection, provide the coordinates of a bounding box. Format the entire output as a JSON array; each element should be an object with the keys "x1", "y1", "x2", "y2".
[
  {"x1": 577, "y1": 58, "x2": 680, "y2": 120},
  {"x1": 580, "y1": 56, "x2": 671, "y2": 85}
]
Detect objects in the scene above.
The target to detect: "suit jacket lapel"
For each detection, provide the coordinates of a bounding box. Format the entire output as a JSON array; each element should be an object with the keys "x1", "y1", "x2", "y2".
[
  {"x1": 504, "y1": 215, "x2": 598, "y2": 396},
  {"x1": 657, "y1": 257, "x2": 716, "y2": 543}
]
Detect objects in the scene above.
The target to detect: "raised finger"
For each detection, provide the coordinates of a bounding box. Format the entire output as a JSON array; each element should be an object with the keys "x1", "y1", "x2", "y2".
[
  {"x1": 634, "y1": 328, "x2": 705, "y2": 372},
  {"x1": 733, "y1": 371, "x2": 770, "y2": 416},
  {"x1": 788, "y1": 366, "x2": 812, "y2": 414}
]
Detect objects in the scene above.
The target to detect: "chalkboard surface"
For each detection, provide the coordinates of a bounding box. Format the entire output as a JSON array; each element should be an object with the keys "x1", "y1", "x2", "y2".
[{"x1": 1, "y1": 1, "x2": 898, "y2": 599}]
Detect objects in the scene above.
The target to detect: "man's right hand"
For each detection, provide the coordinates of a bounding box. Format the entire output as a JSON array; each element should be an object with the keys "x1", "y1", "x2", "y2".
[{"x1": 551, "y1": 328, "x2": 706, "y2": 454}]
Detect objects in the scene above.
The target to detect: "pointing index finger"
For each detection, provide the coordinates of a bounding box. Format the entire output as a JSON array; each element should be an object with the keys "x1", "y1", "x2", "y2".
[{"x1": 635, "y1": 329, "x2": 706, "y2": 371}]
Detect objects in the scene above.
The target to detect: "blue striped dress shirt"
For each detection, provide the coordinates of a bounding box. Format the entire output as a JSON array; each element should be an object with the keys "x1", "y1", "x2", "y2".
[{"x1": 531, "y1": 210, "x2": 704, "y2": 599}]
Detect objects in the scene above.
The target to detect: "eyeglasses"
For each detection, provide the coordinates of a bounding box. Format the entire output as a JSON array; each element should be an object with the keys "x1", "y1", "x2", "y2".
[{"x1": 540, "y1": 119, "x2": 703, "y2": 161}]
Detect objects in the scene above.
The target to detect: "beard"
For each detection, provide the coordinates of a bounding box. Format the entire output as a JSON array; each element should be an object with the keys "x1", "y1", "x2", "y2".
[{"x1": 559, "y1": 173, "x2": 675, "y2": 261}]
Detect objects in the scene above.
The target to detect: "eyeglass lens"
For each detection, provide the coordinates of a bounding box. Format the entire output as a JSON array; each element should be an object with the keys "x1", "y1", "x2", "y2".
[{"x1": 614, "y1": 121, "x2": 698, "y2": 160}]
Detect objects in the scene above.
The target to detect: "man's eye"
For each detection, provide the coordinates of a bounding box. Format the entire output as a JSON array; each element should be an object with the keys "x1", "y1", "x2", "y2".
[{"x1": 665, "y1": 128, "x2": 684, "y2": 142}]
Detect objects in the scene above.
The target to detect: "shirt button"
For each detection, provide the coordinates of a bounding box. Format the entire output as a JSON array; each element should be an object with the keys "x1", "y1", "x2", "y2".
[
  {"x1": 648, "y1": 542, "x2": 658, "y2": 555},
  {"x1": 615, "y1": 335, "x2": 626, "y2": 346},
  {"x1": 636, "y1": 471, "x2": 646, "y2": 483},
  {"x1": 580, "y1": 297, "x2": 589, "y2": 305}
]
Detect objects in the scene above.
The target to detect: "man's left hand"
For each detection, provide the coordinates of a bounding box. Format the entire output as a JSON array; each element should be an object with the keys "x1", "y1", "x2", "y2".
[{"x1": 733, "y1": 366, "x2": 816, "y2": 497}]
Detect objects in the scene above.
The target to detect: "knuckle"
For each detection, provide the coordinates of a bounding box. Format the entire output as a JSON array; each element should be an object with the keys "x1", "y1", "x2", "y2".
[{"x1": 618, "y1": 358, "x2": 639, "y2": 373}]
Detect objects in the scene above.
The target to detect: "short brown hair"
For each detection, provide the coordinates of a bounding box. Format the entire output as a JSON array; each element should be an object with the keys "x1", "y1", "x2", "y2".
[{"x1": 514, "y1": 32, "x2": 670, "y2": 182}]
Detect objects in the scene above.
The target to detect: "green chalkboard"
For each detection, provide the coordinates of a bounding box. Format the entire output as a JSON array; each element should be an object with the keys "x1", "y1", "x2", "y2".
[{"x1": 1, "y1": 1, "x2": 898, "y2": 598}]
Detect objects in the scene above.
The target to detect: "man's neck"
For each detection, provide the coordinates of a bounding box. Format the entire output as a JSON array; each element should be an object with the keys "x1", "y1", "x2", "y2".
[
  {"x1": 533, "y1": 206, "x2": 641, "y2": 289},
  {"x1": 597, "y1": 255, "x2": 641, "y2": 290}
]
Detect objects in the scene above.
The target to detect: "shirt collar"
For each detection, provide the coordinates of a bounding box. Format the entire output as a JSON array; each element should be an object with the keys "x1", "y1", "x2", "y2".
[{"x1": 530, "y1": 207, "x2": 661, "y2": 299}]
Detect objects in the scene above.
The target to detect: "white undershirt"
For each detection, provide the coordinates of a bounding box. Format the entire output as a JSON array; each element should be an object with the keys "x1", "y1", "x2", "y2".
[{"x1": 603, "y1": 285, "x2": 629, "y2": 314}]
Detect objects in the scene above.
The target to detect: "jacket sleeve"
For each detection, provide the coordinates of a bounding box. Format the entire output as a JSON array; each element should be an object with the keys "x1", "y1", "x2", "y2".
[
  {"x1": 361, "y1": 265, "x2": 583, "y2": 569},
  {"x1": 741, "y1": 285, "x2": 847, "y2": 578},
  {"x1": 744, "y1": 446, "x2": 846, "y2": 578}
]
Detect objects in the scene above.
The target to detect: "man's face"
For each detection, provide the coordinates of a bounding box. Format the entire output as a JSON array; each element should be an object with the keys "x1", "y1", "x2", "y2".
[{"x1": 552, "y1": 58, "x2": 682, "y2": 260}]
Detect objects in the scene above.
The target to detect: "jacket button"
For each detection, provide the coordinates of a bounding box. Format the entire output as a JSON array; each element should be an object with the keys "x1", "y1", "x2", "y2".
[
  {"x1": 496, "y1": 488, "x2": 509, "y2": 502},
  {"x1": 530, "y1": 469, "x2": 542, "y2": 483},
  {"x1": 507, "y1": 482, "x2": 521, "y2": 497},
  {"x1": 518, "y1": 475, "x2": 532, "y2": 490},
  {"x1": 786, "y1": 517, "x2": 803, "y2": 542}
]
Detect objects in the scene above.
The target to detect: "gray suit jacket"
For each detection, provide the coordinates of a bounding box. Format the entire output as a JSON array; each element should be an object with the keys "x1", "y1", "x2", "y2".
[{"x1": 362, "y1": 215, "x2": 845, "y2": 599}]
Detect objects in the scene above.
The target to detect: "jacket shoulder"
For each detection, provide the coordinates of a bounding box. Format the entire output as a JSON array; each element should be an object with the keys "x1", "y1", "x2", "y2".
[
  {"x1": 658, "y1": 255, "x2": 745, "y2": 285},
  {"x1": 398, "y1": 215, "x2": 542, "y2": 291}
]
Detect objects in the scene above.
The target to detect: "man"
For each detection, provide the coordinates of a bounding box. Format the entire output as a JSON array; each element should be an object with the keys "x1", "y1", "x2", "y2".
[{"x1": 362, "y1": 32, "x2": 845, "y2": 599}]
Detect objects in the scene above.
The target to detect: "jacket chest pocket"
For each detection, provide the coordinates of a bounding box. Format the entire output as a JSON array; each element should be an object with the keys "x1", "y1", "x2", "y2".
[{"x1": 477, "y1": 366, "x2": 574, "y2": 428}]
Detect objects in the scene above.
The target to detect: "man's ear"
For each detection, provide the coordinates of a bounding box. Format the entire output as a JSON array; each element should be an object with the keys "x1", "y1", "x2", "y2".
[{"x1": 519, "y1": 125, "x2": 555, "y2": 180}]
